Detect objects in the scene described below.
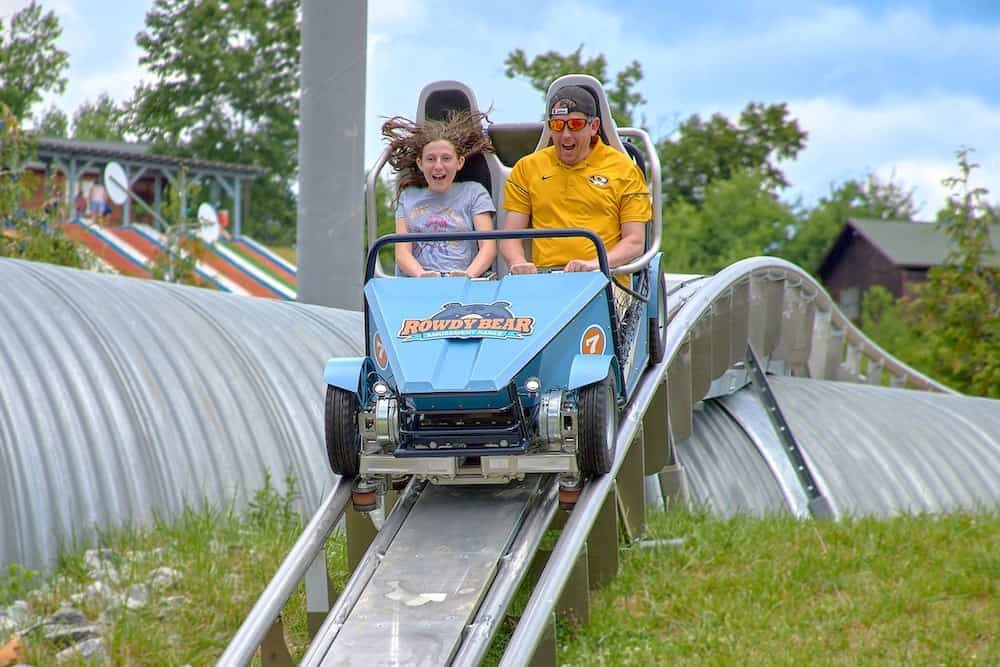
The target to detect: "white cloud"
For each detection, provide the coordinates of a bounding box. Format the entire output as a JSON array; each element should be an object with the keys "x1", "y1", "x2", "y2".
[
  {"x1": 782, "y1": 95, "x2": 1000, "y2": 216},
  {"x1": 368, "y1": 0, "x2": 424, "y2": 25}
]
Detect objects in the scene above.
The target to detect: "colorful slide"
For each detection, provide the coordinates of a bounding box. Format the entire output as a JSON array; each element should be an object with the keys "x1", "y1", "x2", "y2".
[
  {"x1": 59, "y1": 220, "x2": 297, "y2": 300},
  {"x1": 61, "y1": 220, "x2": 152, "y2": 278}
]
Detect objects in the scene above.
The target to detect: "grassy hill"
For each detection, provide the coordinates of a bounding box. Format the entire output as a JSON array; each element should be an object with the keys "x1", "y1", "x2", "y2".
[{"x1": 2, "y1": 479, "x2": 996, "y2": 665}]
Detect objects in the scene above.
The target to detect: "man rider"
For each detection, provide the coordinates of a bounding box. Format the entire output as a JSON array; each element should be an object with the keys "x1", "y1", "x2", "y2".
[{"x1": 499, "y1": 84, "x2": 651, "y2": 274}]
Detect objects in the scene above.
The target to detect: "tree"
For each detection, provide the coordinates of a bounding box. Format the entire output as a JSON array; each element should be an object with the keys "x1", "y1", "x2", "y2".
[
  {"x1": 657, "y1": 103, "x2": 807, "y2": 210},
  {"x1": 662, "y1": 169, "x2": 798, "y2": 274},
  {"x1": 861, "y1": 148, "x2": 999, "y2": 397},
  {"x1": 0, "y1": 1, "x2": 69, "y2": 121},
  {"x1": 905, "y1": 148, "x2": 1000, "y2": 396},
  {"x1": 127, "y1": 0, "x2": 300, "y2": 244},
  {"x1": 34, "y1": 105, "x2": 68, "y2": 137},
  {"x1": 73, "y1": 94, "x2": 127, "y2": 141},
  {"x1": 504, "y1": 46, "x2": 645, "y2": 127},
  {"x1": 783, "y1": 173, "x2": 919, "y2": 273},
  {"x1": 1, "y1": 105, "x2": 86, "y2": 268}
]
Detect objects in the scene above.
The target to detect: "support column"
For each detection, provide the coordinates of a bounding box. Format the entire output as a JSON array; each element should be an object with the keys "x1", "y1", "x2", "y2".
[{"x1": 296, "y1": 0, "x2": 366, "y2": 309}]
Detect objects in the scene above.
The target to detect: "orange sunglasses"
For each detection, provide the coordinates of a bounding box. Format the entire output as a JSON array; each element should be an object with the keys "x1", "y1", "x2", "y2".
[{"x1": 547, "y1": 117, "x2": 591, "y2": 132}]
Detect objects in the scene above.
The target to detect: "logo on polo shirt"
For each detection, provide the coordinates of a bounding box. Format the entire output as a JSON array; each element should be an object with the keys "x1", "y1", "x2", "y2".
[{"x1": 588, "y1": 175, "x2": 609, "y2": 187}]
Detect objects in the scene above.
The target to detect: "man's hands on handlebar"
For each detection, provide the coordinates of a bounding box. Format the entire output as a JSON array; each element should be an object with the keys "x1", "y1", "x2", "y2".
[{"x1": 508, "y1": 259, "x2": 599, "y2": 275}]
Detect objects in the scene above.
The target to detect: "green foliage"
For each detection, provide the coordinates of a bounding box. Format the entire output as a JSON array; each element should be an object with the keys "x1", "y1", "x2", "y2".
[
  {"x1": 1, "y1": 104, "x2": 85, "y2": 268},
  {"x1": 784, "y1": 173, "x2": 920, "y2": 274},
  {"x1": 856, "y1": 149, "x2": 1000, "y2": 397},
  {"x1": 73, "y1": 93, "x2": 127, "y2": 141},
  {"x1": 0, "y1": 563, "x2": 42, "y2": 606},
  {"x1": 34, "y1": 104, "x2": 68, "y2": 137},
  {"x1": 0, "y1": 1, "x2": 69, "y2": 121},
  {"x1": 504, "y1": 45, "x2": 645, "y2": 126},
  {"x1": 245, "y1": 470, "x2": 300, "y2": 532},
  {"x1": 860, "y1": 285, "x2": 916, "y2": 355},
  {"x1": 1, "y1": 216, "x2": 87, "y2": 268},
  {"x1": 147, "y1": 169, "x2": 214, "y2": 287},
  {"x1": 662, "y1": 169, "x2": 797, "y2": 274},
  {"x1": 558, "y1": 509, "x2": 1000, "y2": 666},
  {"x1": 902, "y1": 149, "x2": 1000, "y2": 396},
  {"x1": 0, "y1": 104, "x2": 29, "y2": 221},
  {"x1": 127, "y1": 0, "x2": 300, "y2": 245},
  {"x1": 374, "y1": 175, "x2": 396, "y2": 269},
  {"x1": 657, "y1": 102, "x2": 807, "y2": 210}
]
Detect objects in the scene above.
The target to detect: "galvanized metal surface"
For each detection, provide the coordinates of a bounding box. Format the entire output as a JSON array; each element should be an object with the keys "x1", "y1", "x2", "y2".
[
  {"x1": 310, "y1": 480, "x2": 543, "y2": 666},
  {"x1": 0, "y1": 258, "x2": 362, "y2": 569},
  {"x1": 678, "y1": 400, "x2": 791, "y2": 517},
  {"x1": 678, "y1": 377, "x2": 1000, "y2": 520},
  {"x1": 767, "y1": 376, "x2": 1000, "y2": 518}
]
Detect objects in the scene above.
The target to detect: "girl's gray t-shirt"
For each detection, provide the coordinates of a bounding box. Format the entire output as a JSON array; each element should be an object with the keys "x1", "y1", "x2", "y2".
[{"x1": 396, "y1": 181, "x2": 495, "y2": 273}]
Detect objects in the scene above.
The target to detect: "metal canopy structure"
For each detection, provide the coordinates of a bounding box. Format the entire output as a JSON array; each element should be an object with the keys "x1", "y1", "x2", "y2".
[{"x1": 32, "y1": 136, "x2": 264, "y2": 236}]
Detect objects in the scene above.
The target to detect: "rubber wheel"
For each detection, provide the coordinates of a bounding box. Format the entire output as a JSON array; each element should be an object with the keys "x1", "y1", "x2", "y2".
[
  {"x1": 649, "y1": 276, "x2": 667, "y2": 364},
  {"x1": 325, "y1": 386, "x2": 360, "y2": 477},
  {"x1": 577, "y1": 373, "x2": 618, "y2": 476}
]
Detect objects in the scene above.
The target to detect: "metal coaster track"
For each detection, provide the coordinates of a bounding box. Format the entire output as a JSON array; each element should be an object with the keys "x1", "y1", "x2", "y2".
[{"x1": 218, "y1": 257, "x2": 998, "y2": 665}]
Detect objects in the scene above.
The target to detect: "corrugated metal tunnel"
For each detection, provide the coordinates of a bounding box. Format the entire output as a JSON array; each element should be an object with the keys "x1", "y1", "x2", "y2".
[
  {"x1": 681, "y1": 377, "x2": 1000, "y2": 518},
  {"x1": 2, "y1": 257, "x2": 998, "y2": 571},
  {"x1": 0, "y1": 258, "x2": 362, "y2": 569}
]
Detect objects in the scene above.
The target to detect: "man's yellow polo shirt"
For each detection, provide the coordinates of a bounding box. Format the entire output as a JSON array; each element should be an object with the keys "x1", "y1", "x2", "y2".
[{"x1": 503, "y1": 141, "x2": 652, "y2": 268}]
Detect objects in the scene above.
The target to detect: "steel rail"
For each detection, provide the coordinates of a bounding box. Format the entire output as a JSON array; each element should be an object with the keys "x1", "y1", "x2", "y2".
[
  {"x1": 450, "y1": 475, "x2": 560, "y2": 667},
  {"x1": 501, "y1": 257, "x2": 953, "y2": 663},
  {"x1": 299, "y1": 479, "x2": 427, "y2": 667},
  {"x1": 217, "y1": 478, "x2": 352, "y2": 666}
]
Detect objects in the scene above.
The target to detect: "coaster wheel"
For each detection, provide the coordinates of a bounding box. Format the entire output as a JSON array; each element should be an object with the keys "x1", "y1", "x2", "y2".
[
  {"x1": 649, "y1": 276, "x2": 667, "y2": 364},
  {"x1": 577, "y1": 372, "x2": 618, "y2": 476},
  {"x1": 325, "y1": 386, "x2": 360, "y2": 477}
]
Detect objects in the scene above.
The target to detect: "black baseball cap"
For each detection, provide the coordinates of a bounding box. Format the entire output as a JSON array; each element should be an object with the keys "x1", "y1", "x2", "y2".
[{"x1": 549, "y1": 85, "x2": 597, "y2": 118}]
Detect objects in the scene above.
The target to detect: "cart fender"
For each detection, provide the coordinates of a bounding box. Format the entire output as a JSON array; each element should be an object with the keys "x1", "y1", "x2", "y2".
[
  {"x1": 323, "y1": 357, "x2": 366, "y2": 394},
  {"x1": 567, "y1": 354, "x2": 618, "y2": 392},
  {"x1": 646, "y1": 252, "x2": 664, "y2": 319}
]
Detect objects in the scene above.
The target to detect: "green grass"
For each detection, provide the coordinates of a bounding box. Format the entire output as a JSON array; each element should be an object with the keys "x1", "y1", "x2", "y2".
[
  {"x1": 558, "y1": 509, "x2": 999, "y2": 666},
  {"x1": 3, "y1": 489, "x2": 996, "y2": 666}
]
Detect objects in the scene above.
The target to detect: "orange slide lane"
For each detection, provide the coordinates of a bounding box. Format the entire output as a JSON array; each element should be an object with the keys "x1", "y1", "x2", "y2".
[
  {"x1": 108, "y1": 228, "x2": 166, "y2": 264},
  {"x1": 61, "y1": 223, "x2": 152, "y2": 278},
  {"x1": 195, "y1": 242, "x2": 284, "y2": 298}
]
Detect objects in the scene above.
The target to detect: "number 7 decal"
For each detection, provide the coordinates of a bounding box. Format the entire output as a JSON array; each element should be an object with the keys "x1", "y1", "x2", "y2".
[{"x1": 580, "y1": 325, "x2": 606, "y2": 355}]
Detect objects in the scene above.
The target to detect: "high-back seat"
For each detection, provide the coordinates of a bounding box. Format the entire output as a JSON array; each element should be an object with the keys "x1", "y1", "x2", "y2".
[
  {"x1": 534, "y1": 74, "x2": 648, "y2": 181},
  {"x1": 414, "y1": 81, "x2": 507, "y2": 219}
]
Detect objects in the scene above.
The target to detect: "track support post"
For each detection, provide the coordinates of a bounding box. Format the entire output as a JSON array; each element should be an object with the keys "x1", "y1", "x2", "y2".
[
  {"x1": 587, "y1": 485, "x2": 619, "y2": 588},
  {"x1": 617, "y1": 428, "x2": 646, "y2": 542},
  {"x1": 259, "y1": 615, "x2": 295, "y2": 667},
  {"x1": 528, "y1": 612, "x2": 558, "y2": 667}
]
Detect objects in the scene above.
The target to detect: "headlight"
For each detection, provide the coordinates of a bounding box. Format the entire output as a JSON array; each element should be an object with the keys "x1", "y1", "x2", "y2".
[
  {"x1": 372, "y1": 380, "x2": 390, "y2": 396},
  {"x1": 524, "y1": 377, "x2": 541, "y2": 394}
]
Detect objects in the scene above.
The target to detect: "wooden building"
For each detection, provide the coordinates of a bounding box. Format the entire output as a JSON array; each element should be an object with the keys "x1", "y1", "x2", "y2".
[{"x1": 817, "y1": 218, "x2": 1000, "y2": 319}]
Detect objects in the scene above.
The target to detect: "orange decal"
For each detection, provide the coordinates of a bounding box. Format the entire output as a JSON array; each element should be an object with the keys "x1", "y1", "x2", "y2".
[
  {"x1": 374, "y1": 334, "x2": 388, "y2": 369},
  {"x1": 580, "y1": 325, "x2": 606, "y2": 355}
]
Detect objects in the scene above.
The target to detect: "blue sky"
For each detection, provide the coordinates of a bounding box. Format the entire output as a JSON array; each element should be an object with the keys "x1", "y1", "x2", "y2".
[{"x1": 4, "y1": 0, "x2": 999, "y2": 217}]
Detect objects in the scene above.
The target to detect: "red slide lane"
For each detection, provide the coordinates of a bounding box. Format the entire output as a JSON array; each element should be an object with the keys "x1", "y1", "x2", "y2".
[
  {"x1": 61, "y1": 224, "x2": 151, "y2": 278},
  {"x1": 108, "y1": 228, "x2": 166, "y2": 264},
  {"x1": 194, "y1": 242, "x2": 283, "y2": 298}
]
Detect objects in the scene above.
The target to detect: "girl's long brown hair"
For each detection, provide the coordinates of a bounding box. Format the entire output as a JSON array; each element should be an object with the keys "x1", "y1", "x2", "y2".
[{"x1": 381, "y1": 109, "x2": 494, "y2": 203}]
